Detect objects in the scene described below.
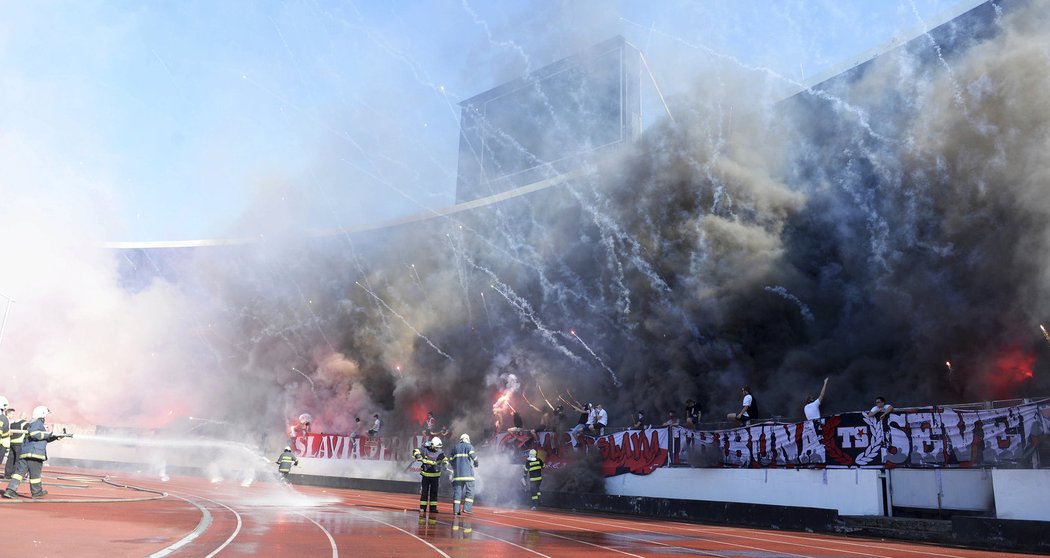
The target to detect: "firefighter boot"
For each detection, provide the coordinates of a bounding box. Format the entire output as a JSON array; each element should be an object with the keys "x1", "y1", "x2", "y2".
[
  {"x1": 2, "y1": 488, "x2": 18, "y2": 499},
  {"x1": 31, "y1": 489, "x2": 48, "y2": 499}
]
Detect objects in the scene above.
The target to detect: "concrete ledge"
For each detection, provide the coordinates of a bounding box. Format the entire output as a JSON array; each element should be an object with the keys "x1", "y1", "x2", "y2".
[
  {"x1": 952, "y1": 516, "x2": 1050, "y2": 554},
  {"x1": 544, "y1": 491, "x2": 838, "y2": 532},
  {"x1": 289, "y1": 473, "x2": 418, "y2": 495}
]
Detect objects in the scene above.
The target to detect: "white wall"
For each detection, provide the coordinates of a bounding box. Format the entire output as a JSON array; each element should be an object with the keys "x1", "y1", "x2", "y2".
[
  {"x1": 889, "y1": 469, "x2": 994, "y2": 512},
  {"x1": 296, "y1": 456, "x2": 415, "y2": 481},
  {"x1": 992, "y1": 469, "x2": 1050, "y2": 521},
  {"x1": 606, "y1": 467, "x2": 884, "y2": 516}
]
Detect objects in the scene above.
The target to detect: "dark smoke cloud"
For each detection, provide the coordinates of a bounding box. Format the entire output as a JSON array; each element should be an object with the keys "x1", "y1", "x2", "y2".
[
  {"x1": 137, "y1": 0, "x2": 1049, "y2": 442},
  {"x1": 9, "y1": 1, "x2": 1047, "y2": 447}
]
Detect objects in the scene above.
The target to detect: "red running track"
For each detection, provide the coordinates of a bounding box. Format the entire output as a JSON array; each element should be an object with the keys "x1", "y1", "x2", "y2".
[{"x1": 1, "y1": 467, "x2": 1036, "y2": 557}]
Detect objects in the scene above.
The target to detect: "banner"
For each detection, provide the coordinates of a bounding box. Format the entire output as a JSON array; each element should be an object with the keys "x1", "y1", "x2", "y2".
[
  {"x1": 289, "y1": 401, "x2": 1049, "y2": 477},
  {"x1": 679, "y1": 401, "x2": 1050, "y2": 469},
  {"x1": 492, "y1": 428, "x2": 670, "y2": 476},
  {"x1": 292, "y1": 433, "x2": 397, "y2": 461}
]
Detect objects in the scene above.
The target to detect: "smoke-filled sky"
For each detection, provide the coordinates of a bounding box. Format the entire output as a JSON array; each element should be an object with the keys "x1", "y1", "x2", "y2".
[
  {"x1": 1, "y1": 0, "x2": 978, "y2": 241},
  {"x1": 3, "y1": 0, "x2": 1048, "y2": 443}
]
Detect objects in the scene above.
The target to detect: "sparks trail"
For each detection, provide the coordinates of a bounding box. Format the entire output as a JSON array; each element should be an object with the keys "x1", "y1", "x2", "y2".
[
  {"x1": 619, "y1": 15, "x2": 896, "y2": 145},
  {"x1": 566, "y1": 178, "x2": 701, "y2": 338},
  {"x1": 444, "y1": 232, "x2": 474, "y2": 327},
  {"x1": 465, "y1": 255, "x2": 584, "y2": 365},
  {"x1": 407, "y1": 263, "x2": 432, "y2": 308},
  {"x1": 353, "y1": 281, "x2": 453, "y2": 361},
  {"x1": 1040, "y1": 325, "x2": 1050, "y2": 347},
  {"x1": 905, "y1": 0, "x2": 974, "y2": 123},
  {"x1": 536, "y1": 384, "x2": 557, "y2": 410},
  {"x1": 570, "y1": 329, "x2": 622, "y2": 387},
  {"x1": 486, "y1": 280, "x2": 583, "y2": 366},
  {"x1": 291, "y1": 367, "x2": 316, "y2": 392},
  {"x1": 764, "y1": 285, "x2": 815, "y2": 323}
]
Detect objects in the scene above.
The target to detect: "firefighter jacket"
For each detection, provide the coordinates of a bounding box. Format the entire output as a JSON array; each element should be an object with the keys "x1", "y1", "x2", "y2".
[
  {"x1": 277, "y1": 449, "x2": 299, "y2": 473},
  {"x1": 525, "y1": 457, "x2": 543, "y2": 481},
  {"x1": 412, "y1": 446, "x2": 447, "y2": 478},
  {"x1": 449, "y1": 441, "x2": 478, "y2": 482},
  {"x1": 0, "y1": 414, "x2": 8, "y2": 449},
  {"x1": 9, "y1": 419, "x2": 27, "y2": 445},
  {"x1": 20, "y1": 418, "x2": 59, "y2": 461}
]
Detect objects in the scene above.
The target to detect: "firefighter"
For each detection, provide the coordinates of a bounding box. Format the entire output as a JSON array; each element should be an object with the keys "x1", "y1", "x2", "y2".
[
  {"x1": 3, "y1": 406, "x2": 69, "y2": 499},
  {"x1": 0, "y1": 396, "x2": 9, "y2": 476},
  {"x1": 5, "y1": 409, "x2": 27, "y2": 480},
  {"x1": 276, "y1": 446, "x2": 299, "y2": 481},
  {"x1": 524, "y1": 449, "x2": 543, "y2": 509},
  {"x1": 412, "y1": 436, "x2": 447, "y2": 520},
  {"x1": 448, "y1": 433, "x2": 479, "y2": 515}
]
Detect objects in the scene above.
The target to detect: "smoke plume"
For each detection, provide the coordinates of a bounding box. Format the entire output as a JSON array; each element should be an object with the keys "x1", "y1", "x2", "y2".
[{"x1": 2, "y1": 1, "x2": 1049, "y2": 452}]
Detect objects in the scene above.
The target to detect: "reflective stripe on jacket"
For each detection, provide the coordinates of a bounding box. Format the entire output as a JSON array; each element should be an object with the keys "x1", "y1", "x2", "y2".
[
  {"x1": 277, "y1": 450, "x2": 299, "y2": 473},
  {"x1": 19, "y1": 418, "x2": 50, "y2": 460},
  {"x1": 9, "y1": 420, "x2": 27, "y2": 444},
  {"x1": 525, "y1": 457, "x2": 543, "y2": 481},
  {"x1": 449, "y1": 441, "x2": 478, "y2": 481},
  {"x1": 412, "y1": 446, "x2": 447, "y2": 478}
]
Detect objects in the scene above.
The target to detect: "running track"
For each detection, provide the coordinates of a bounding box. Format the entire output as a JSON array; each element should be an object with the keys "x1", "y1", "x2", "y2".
[{"x1": 1, "y1": 467, "x2": 1034, "y2": 557}]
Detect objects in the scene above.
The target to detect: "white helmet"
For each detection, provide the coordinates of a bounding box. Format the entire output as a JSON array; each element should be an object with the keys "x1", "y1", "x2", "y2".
[
  {"x1": 284, "y1": 446, "x2": 292, "y2": 452},
  {"x1": 528, "y1": 449, "x2": 537, "y2": 459},
  {"x1": 430, "y1": 437, "x2": 442, "y2": 449},
  {"x1": 459, "y1": 433, "x2": 470, "y2": 444},
  {"x1": 32, "y1": 406, "x2": 50, "y2": 420},
  {"x1": 0, "y1": 396, "x2": 7, "y2": 409}
]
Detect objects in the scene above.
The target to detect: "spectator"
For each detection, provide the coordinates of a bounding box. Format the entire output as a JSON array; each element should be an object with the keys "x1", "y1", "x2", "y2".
[
  {"x1": 684, "y1": 399, "x2": 701, "y2": 429},
  {"x1": 423, "y1": 411, "x2": 437, "y2": 436},
  {"x1": 507, "y1": 409, "x2": 525, "y2": 434},
  {"x1": 804, "y1": 378, "x2": 830, "y2": 420},
  {"x1": 368, "y1": 413, "x2": 382, "y2": 437},
  {"x1": 590, "y1": 404, "x2": 608, "y2": 436},
  {"x1": 727, "y1": 386, "x2": 756, "y2": 426},
  {"x1": 536, "y1": 410, "x2": 551, "y2": 433},
  {"x1": 567, "y1": 403, "x2": 591, "y2": 446},
  {"x1": 631, "y1": 410, "x2": 647, "y2": 430},
  {"x1": 866, "y1": 397, "x2": 894, "y2": 421},
  {"x1": 492, "y1": 411, "x2": 503, "y2": 435},
  {"x1": 662, "y1": 410, "x2": 680, "y2": 426}
]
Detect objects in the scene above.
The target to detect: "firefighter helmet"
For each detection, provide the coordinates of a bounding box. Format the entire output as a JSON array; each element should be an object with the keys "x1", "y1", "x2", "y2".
[
  {"x1": 459, "y1": 433, "x2": 470, "y2": 444},
  {"x1": 0, "y1": 396, "x2": 7, "y2": 409},
  {"x1": 528, "y1": 449, "x2": 537, "y2": 459},
  {"x1": 284, "y1": 446, "x2": 291, "y2": 452},
  {"x1": 33, "y1": 406, "x2": 50, "y2": 420},
  {"x1": 430, "y1": 436, "x2": 442, "y2": 449}
]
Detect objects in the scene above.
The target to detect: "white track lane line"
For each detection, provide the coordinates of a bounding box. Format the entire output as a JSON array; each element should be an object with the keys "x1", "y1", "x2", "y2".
[
  {"x1": 335, "y1": 492, "x2": 552, "y2": 557},
  {"x1": 147, "y1": 493, "x2": 212, "y2": 558},
  {"x1": 295, "y1": 511, "x2": 339, "y2": 558},
  {"x1": 337, "y1": 507, "x2": 451, "y2": 558},
  {"x1": 161, "y1": 488, "x2": 244, "y2": 558},
  {"x1": 361, "y1": 492, "x2": 648, "y2": 557}
]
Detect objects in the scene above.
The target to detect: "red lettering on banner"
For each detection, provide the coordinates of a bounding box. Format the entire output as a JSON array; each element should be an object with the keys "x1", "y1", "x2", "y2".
[{"x1": 596, "y1": 430, "x2": 668, "y2": 476}]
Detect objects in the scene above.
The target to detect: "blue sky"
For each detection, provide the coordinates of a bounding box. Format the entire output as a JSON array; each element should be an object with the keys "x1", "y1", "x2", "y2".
[{"x1": 0, "y1": 0, "x2": 979, "y2": 243}]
